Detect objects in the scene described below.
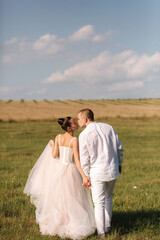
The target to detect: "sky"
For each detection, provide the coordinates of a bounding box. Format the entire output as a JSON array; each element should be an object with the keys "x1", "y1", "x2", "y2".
[{"x1": 0, "y1": 0, "x2": 160, "y2": 100}]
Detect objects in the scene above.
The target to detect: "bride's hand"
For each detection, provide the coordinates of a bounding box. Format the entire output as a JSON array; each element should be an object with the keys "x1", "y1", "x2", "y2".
[
  {"x1": 82, "y1": 176, "x2": 91, "y2": 190},
  {"x1": 49, "y1": 140, "x2": 54, "y2": 147}
]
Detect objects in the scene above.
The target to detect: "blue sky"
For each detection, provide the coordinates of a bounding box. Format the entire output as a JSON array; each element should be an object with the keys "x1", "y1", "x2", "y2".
[{"x1": 0, "y1": 0, "x2": 160, "y2": 100}]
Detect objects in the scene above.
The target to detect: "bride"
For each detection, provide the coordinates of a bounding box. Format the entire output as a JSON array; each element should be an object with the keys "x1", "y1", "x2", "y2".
[{"x1": 24, "y1": 116, "x2": 96, "y2": 239}]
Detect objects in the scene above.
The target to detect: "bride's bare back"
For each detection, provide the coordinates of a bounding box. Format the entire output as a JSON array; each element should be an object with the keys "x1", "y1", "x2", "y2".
[{"x1": 58, "y1": 133, "x2": 75, "y2": 148}]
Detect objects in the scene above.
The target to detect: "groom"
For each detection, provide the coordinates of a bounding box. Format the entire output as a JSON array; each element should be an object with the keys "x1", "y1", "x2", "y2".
[{"x1": 78, "y1": 109, "x2": 123, "y2": 238}]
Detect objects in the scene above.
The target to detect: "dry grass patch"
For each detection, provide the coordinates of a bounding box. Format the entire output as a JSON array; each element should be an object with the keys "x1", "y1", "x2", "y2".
[{"x1": 0, "y1": 99, "x2": 160, "y2": 122}]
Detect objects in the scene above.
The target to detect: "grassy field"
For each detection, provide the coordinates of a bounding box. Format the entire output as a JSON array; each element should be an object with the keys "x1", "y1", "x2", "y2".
[{"x1": 0, "y1": 117, "x2": 160, "y2": 240}]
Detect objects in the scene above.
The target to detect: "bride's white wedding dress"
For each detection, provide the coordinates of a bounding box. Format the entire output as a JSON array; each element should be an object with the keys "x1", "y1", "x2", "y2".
[{"x1": 24, "y1": 135, "x2": 96, "y2": 239}]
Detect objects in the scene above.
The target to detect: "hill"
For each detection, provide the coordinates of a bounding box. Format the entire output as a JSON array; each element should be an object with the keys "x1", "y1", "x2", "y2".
[{"x1": 0, "y1": 98, "x2": 160, "y2": 121}]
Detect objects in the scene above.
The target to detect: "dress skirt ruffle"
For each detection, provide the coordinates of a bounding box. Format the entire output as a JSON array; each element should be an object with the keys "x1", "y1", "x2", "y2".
[{"x1": 24, "y1": 143, "x2": 96, "y2": 239}]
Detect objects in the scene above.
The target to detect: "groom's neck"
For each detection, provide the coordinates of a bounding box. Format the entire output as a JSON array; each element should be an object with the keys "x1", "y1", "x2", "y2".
[{"x1": 86, "y1": 121, "x2": 94, "y2": 127}]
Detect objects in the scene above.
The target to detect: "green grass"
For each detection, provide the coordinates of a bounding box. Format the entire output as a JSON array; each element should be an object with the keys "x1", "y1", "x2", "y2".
[{"x1": 0, "y1": 118, "x2": 160, "y2": 240}]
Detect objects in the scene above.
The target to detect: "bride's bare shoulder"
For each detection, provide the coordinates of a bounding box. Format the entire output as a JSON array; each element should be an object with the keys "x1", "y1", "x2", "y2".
[{"x1": 54, "y1": 134, "x2": 61, "y2": 142}]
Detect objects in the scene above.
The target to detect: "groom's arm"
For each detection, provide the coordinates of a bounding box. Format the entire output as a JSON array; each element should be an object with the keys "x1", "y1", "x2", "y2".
[
  {"x1": 114, "y1": 129, "x2": 123, "y2": 173},
  {"x1": 79, "y1": 134, "x2": 90, "y2": 177}
]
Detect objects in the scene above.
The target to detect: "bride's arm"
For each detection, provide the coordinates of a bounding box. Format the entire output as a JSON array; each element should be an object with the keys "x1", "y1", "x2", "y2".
[
  {"x1": 73, "y1": 138, "x2": 90, "y2": 189},
  {"x1": 52, "y1": 135, "x2": 59, "y2": 158}
]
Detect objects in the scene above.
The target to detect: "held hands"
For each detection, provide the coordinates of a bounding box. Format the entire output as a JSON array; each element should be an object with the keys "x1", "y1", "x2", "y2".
[{"x1": 82, "y1": 176, "x2": 91, "y2": 190}]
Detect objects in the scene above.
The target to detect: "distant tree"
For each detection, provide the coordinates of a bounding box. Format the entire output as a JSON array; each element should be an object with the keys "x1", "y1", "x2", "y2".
[
  {"x1": 33, "y1": 99, "x2": 38, "y2": 104},
  {"x1": 44, "y1": 99, "x2": 52, "y2": 104},
  {"x1": 6, "y1": 99, "x2": 13, "y2": 104},
  {"x1": 20, "y1": 99, "x2": 25, "y2": 103}
]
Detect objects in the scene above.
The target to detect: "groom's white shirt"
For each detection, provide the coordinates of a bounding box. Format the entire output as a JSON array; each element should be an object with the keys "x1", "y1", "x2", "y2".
[{"x1": 79, "y1": 122, "x2": 123, "y2": 181}]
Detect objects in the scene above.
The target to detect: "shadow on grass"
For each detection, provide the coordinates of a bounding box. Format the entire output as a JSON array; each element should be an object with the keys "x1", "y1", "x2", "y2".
[{"x1": 112, "y1": 210, "x2": 160, "y2": 234}]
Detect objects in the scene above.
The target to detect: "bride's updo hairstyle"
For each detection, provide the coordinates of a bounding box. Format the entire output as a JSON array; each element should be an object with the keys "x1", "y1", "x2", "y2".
[{"x1": 58, "y1": 116, "x2": 72, "y2": 132}]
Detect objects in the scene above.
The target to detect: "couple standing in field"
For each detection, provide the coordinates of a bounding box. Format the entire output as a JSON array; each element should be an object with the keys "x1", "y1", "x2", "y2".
[{"x1": 24, "y1": 109, "x2": 123, "y2": 239}]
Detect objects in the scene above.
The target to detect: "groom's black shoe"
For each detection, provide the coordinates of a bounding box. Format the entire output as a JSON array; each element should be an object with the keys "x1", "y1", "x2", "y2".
[{"x1": 105, "y1": 226, "x2": 111, "y2": 233}]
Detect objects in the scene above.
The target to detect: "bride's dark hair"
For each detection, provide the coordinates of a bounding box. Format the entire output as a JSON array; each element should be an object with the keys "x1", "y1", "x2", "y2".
[{"x1": 58, "y1": 116, "x2": 72, "y2": 132}]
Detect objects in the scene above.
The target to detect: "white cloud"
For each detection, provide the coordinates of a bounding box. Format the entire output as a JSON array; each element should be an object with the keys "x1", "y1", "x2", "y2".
[
  {"x1": 28, "y1": 88, "x2": 47, "y2": 96},
  {"x1": 1, "y1": 25, "x2": 116, "y2": 64},
  {"x1": 92, "y1": 30, "x2": 116, "y2": 43},
  {"x1": 69, "y1": 25, "x2": 115, "y2": 43},
  {"x1": 4, "y1": 37, "x2": 18, "y2": 46},
  {"x1": 1, "y1": 55, "x2": 11, "y2": 63},
  {"x1": 0, "y1": 86, "x2": 27, "y2": 99},
  {"x1": 0, "y1": 87, "x2": 10, "y2": 94},
  {"x1": 43, "y1": 50, "x2": 160, "y2": 91},
  {"x1": 69, "y1": 25, "x2": 95, "y2": 41},
  {"x1": 1, "y1": 35, "x2": 65, "y2": 64},
  {"x1": 1, "y1": 37, "x2": 32, "y2": 63},
  {"x1": 32, "y1": 34, "x2": 65, "y2": 55}
]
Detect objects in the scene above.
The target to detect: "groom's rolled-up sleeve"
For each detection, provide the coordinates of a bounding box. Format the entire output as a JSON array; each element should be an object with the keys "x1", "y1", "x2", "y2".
[{"x1": 79, "y1": 134, "x2": 90, "y2": 177}]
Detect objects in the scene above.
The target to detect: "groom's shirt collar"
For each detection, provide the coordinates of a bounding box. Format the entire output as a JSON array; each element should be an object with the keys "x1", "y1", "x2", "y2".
[{"x1": 86, "y1": 121, "x2": 96, "y2": 128}]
